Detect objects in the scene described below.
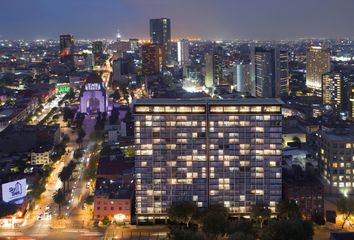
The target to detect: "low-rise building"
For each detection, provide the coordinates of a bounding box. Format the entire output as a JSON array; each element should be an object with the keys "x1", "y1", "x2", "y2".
[
  {"x1": 93, "y1": 178, "x2": 133, "y2": 224},
  {"x1": 30, "y1": 145, "x2": 52, "y2": 165},
  {"x1": 283, "y1": 173, "x2": 324, "y2": 219},
  {"x1": 319, "y1": 128, "x2": 354, "y2": 195}
]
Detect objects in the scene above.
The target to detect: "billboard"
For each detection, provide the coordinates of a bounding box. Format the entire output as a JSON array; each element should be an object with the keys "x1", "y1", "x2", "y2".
[{"x1": 2, "y1": 179, "x2": 27, "y2": 203}]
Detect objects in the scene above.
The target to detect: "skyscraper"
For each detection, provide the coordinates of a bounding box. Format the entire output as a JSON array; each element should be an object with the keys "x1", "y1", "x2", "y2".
[
  {"x1": 150, "y1": 18, "x2": 171, "y2": 61},
  {"x1": 350, "y1": 84, "x2": 354, "y2": 119},
  {"x1": 141, "y1": 43, "x2": 166, "y2": 76},
  {"x1": 177, "y1": 39, "x2": 190, "y2": 66},
  {"x1": 254, "y1": 47, "x2": 288, "y2": 98},
  {"x1": 255, "y1": 47, "x2": 276, "y2": 98},
  {"x1": 233, "y1": 62, "x2": 252, "y2": 94},
  {"x1": 279, "y1": 50, "x2": 290, "y2": 96},
  {"x1": 306, "y1": 46, "x2": 330, "y2": 91},
  {"x1": 59, "y1": 34, "x2": 74, "y2": 64},
  {"x1": 322, "y1": 73, "x2": 342, "y2": 109},
  {"x1": 113, "y1": 54, "x2": 136, "y2": 85},
  {"x1": 205, "y1": 45, "x2": 223, "y2": 88},
  {"x1": 134, "y1": 98, "x2": 283, "y2": 223}
]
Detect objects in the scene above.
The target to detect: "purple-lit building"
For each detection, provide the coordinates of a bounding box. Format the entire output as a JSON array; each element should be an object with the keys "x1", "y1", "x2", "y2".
[{"x1": 79, "y1": 72, "x2": 108, "y2": 114}]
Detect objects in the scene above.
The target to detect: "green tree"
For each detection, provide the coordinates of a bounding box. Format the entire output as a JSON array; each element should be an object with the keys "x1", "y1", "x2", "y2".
[
  {"x1": 262, "y1": 219, "x2": 313, "y2": 240},
  {"x1": 336, "y1": 196, "x2": 354, "y2": 229},
  {"x1": 59, "y1": 167, "x2": 70, "y2": 193},
  {"x1": 227, "y1": 220, "x2": 254, "y2": 236},
  {"x1": 202, "y1": 211, "x2": 229, "y2": 239},
  {"x1": 168, "y1": 201, "x2": 197, "y2": 228},
  {"x1": 102, "y1": 215, "x2": 110, "y2": 225},
  {"x1": 53, "y1": 188, "x2": 65, "y2": 216},
  {"x1": 63, "y1": 107, "x2": 74, "y2": 122},
  {"x1": 59, "y1": 161, "x2": 76, "y2": 193},
  {"x1": 123, "y1": 146, "x2": 135, "y2": 158},
  {"x1": 170, "y1": 228, "x2": 204, "y2": 240},
  {"x1": 202, "y1": 205, "x2": 230, "y2": 240},
  {"x1": 229, "y1": 232, "x2": 255, "y2": 240},
  {"x1": 276, "y1": 200, "x2": 302, "y2": 220},
  {"x1": 250, "y1": 203, "x2": 271, "y2": 229}
]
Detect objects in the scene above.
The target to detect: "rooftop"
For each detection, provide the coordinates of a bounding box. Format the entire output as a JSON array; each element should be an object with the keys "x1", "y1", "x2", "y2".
[
  {"x1": 134, "y1": 98, "x2": 284, "y2": 106},
  {"x1": 94, "y1": 178, "x2": 132, "y2": 199}
]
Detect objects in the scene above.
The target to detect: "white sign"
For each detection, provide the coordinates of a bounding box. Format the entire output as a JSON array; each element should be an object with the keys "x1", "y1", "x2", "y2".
[
  {"x1": 85, "y1": 83, "x2": 101, "y2": 91},
  {"x1": 2, "y1": 179, "x2": 27, "y2": 203}
]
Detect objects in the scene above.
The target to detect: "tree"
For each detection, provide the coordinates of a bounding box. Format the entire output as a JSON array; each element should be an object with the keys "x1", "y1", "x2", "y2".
[
  {"x1": 250, "y1": 203, "x2": 271, "y2": 229},
  {"x1": 102, "y1": 215, "x2": 110, "y2": 225},
  {"x1": 208, "y1": 204, "x2": 229, "y2": 219},
  {"x1": 73, "y1": 149, "x2": 83, "y2": 159},
  {"x1": 123, "y1": 146, "x2": 135, "y2": 158},
  {"x1": 170, "y1": 228, "x2": 204, "y2": 240},
  {"x1": 227, "y1": 220, "x2": 254, "y2": 236},
  {"x1": 229, "y1": 232, "x2": 255, "y2": 240},
  {"x1": 168, "y1": 201, "x2": 197, "y2": 228},
  {"x1": 202, "y1": 210, "x2": 230, "y2": 240},
  {"x1": 62, "y1": 134, "x2": 70, "y2": 144},
  {"x1": 59, "y1": 161, "x2": 76, "y2": 193},
  {"x1": 53, "y1": 188, "x2": 65, "y2": 216},
  {"x1": 59, "y1": 167, "x2": 70, "y2": 193},
  {"x1": 262, "y1": 219, "x2": 313, "y2": 240},
  {"x1": 276, "y1": 200, "x2": 302, "y2": 220},
  {"x1": 336, "y1": 196, "x2": 354, "y2": 229},
  {"x1": 63, "y1": 107, "x2": 74, "y2": 122}
]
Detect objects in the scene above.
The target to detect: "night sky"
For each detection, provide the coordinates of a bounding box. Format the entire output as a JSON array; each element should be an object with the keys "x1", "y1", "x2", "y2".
[{"x1": 1, "y1": 0, "x2": 354, "y2": 40}]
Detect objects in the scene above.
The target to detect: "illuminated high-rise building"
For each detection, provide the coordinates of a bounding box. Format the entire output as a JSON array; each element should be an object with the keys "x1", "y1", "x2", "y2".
[
  {"x1": 150, "y1": 18, "x2": 171, "y2": 61},
  {"x1": 322, "y1": 73, "x2": 342, "y2": 109},
  {"x1": 177, "y1": 39, "x2": 190, "y2": 66},
  {"x1": 255, "y1": 47, "x2": 276, "y2": 98},
  {"x1": 319, "y1": 130, "x2": 354, "y2": 195},
  {"x1": 141, "y1": 43, "x2": 166, "y2": 76},
  {"x1": 350, "y1": 83, "x2": 354, "y2": 119},
  {"x1": 279, "y1": 50, "x2": 289, "y2": 96},
  {"x1": 59, "y1": 34, "x2": 74, "y2": 64},
  {"x1": 134, "y1": 98, "x2": 283, "y2": 223},
  {"x1": 254, "y1": 47, "x2": 288, "y2": 98},
  {"x1": 306, "y1": 46, "x2": 330, "y2": 91},
  {"x1": 205, "y1": 45, "x2": 223, "y2": 88},
  {"x1": 233, "y1": 62, "x2": 252, "y2": 94}
]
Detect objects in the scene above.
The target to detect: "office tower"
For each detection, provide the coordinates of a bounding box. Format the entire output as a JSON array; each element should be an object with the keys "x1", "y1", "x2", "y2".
[
  {"x1": 250, "y1": 45, "x2": 256, "y2": 96},
  {"x1": 205, "y1": 45, "x2": 223, "y2": 88},
  {"x1": 255, "y1": 47, "x2": 276, "y2": 98},
  {"x1": 350, "y1": 83, "x2": 354, "y2": 119},
  {"x1": 177, "y1": 39, "x2": 190, "y2": 66},
  {"x1": 322, "y1": 73, "x2": 342, "y2": 109},
  {"x1": 112, "y1": 54, "x2": 136, "y2": 85},
  {"x1": 134, "y1": 98, "x2": 283, "y2": 223},
  {"x1": 141, "y1": 43, "x2": 166, "y2": 76},
  {"x1": 92, "y1": 41, "x2": 103, "y2": 56},
  {"x1": 150, "y1": 18, "x2": 171, "y2": 61},
  {"x1": 279, "y1": 50, "x2": 290, "y2": 96},
  {"x1": 306, "y1": 46, "x2": 330, "y2": 91},
  {"x1": 233, "y1": 62, "x2": 252, "y2": 94},
  {"x1": 59, "y1": 34, "x2": 74, "y2": 64},
  {"x1": 319, "y1": 130, "x2": 354, "y2": 195},
  {"x1": 254, "y1": 47, "x2": 288, "y2": 98}
]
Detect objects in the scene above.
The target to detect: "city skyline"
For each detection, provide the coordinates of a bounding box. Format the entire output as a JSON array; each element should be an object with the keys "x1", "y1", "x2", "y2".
[{"x1": 1, "y1": 0, "x2": 354, "y2": 40}]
